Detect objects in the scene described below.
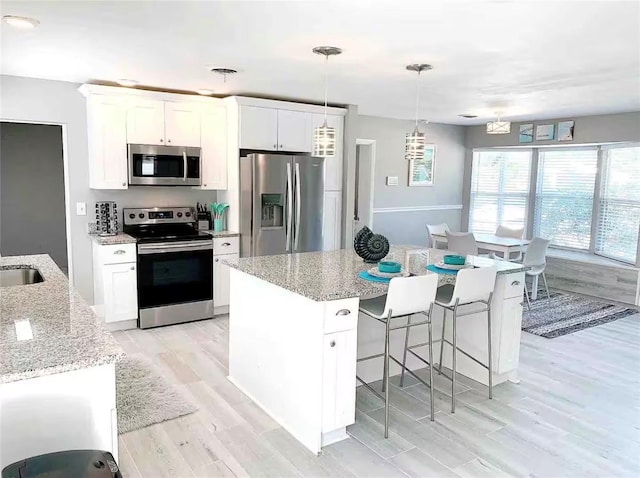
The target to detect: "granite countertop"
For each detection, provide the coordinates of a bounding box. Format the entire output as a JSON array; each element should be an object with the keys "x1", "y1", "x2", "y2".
[
  {"x1": 207, "y1": 230, "x2": 240, "y2": 238},
  {"x1": 0, "y1": 254, "x2": 124, "y2": 384},
  {"x1": 223, "y1": 246, "x2": 527, "y2": 302},
  {"x1": 90, "y1": 233, "x2": 136, "y2": 245}
]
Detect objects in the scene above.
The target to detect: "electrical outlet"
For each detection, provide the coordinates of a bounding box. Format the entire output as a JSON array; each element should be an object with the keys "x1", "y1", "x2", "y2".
[
  {"x1": 76, "y1": 202, "x2": 87, "y2": 216},
  {"x1": 386, "y1": 176, "x2": 399, "y2": 186}
]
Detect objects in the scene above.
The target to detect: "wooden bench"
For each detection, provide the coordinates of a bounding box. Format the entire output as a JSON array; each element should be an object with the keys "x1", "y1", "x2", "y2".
[{"x1": 544, "y1": 249, "x2": 640, "y2": 306}]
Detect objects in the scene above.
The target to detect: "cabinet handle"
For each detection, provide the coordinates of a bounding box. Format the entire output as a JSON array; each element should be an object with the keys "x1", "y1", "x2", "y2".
[
  {"x1": 273, "y1": 144, "x2": 277, "y2": 149},
  {"x1": 168, "y1": 139, "x2": 172, "y2": 143},
  {"x1": 222, "y1": 242, "x2": 231, "y2": 246},
  {"x1": 130, "y1": 266, "x2": 135, "y2": 270},
  {"x1": 279, "y1": 144, "x2": 283, "y2": 149},
  {"x1": 511, "y1": 280, "x2": 521, "y2": 286},
  {"x1": 122, "y1": 182, "x2": 126, "y2": 186},
  {"x1": 160, "y1": 138, "x2": 164, "y2": 142},
  {"x1": 330, "y1": 340, "x2": 336, "y2": 348},
  {"x1": 203, "y1": 184, "x2": 207, "y2": 187},
  {"x1": 215, "y1": 258, "x2": 219, "y2": 262},
  {"x1": 335, "y1": 309, "x2": 351, "y2": 316},
  {"x1": 114, "y1": 250, "x2": 126, "y2": 255}
]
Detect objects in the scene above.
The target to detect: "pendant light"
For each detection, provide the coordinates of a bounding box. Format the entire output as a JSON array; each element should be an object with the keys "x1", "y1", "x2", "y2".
[
  {"x1": 405, "y1": 64, "x2": 432, "y2": 161},
  {"x1": 313, "y1": 46, "x2": 342, "y2": 157},
  {"x1": 486, "y1": 112, "x2": 511, "y2": 134}
]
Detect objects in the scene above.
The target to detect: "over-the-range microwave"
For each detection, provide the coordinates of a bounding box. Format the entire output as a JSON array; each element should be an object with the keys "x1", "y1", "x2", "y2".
[{"x1": 128, "y1": 144, "x2": 201, "y2": 186}]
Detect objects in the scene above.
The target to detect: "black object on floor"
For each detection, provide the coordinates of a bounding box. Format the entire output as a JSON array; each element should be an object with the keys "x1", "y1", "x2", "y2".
[{"x1": 2, "y1": 450, "x2": 122, "y2": 478}]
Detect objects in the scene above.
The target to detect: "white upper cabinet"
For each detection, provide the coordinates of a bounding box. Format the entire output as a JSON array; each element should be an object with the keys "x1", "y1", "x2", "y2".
[
  {"x1": 126, "y1": 98, "x2": 165, "y2": 145},
  {"x1": 323, "y1": 190, "x2": 342, "y2": 251},
  {"x1": 313, "y1": 113, "x2": 344, "y2": 191},
  {"x1": 240, "y1": 106, "x2": 279, "y2": 150},
  {"x1": 239, "y1": 105, "x2": 313, "y2": 153},
  {"x1": 200, "y1": 105, "x2": 228, "y2": 190},
  {"x1": 277, "y1": 110, "x2": 313, "y2": 153},
  {"x1": 86, "y1": 94, "x2": 128, "y2": 190},
  {"x1": 164, "y1": 102, "x2": 201, "y2": 147}
]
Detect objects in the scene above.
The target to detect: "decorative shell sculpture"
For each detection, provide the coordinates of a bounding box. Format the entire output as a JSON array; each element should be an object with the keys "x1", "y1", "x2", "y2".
[{"x1": 353, "y1": 226, "x2": 390, "y2": 263}]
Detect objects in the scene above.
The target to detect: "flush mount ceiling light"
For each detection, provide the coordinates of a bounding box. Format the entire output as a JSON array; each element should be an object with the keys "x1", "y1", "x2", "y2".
[
  {"x1": 196, "y1": 89, "x2": 214, "y2": 96},
  {"x1": 2, "y1": 15, "x2": 40, "y2": 29},
  {"x1": 405, "y1": 64, "x2": 433, "y2": 161},
  {"x1": 312, "y1": 46, "x2": 342, "y2": 158},
  {"x1": 116, "y1": 79, "x2": 138, "y2": 87},
  {"x1": 486, "y1": 112, "x2": 511, "y2": 134},
  {"x1": 459, "y1": 114, "x2": 478, "y2": 119},
  {"x1": 209, "y1": 67, "x2": 237, "y2": 83}
]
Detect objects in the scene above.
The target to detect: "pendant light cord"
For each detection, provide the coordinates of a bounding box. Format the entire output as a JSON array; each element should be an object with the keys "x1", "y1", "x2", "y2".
[
  {"x1": 324, "y1": 54, "x2": 329, "y2": 121},
  {"x1": 415, "y1": 70, "x2": 421, "y2": 128}
]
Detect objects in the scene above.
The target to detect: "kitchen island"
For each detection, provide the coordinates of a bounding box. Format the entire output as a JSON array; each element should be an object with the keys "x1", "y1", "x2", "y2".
[
  {"x1": 224, "y1": 247, "x2": 526, "y2": 454},
  {"x1": 0, "y1": 254, "x2": 124, "y2": 469}
]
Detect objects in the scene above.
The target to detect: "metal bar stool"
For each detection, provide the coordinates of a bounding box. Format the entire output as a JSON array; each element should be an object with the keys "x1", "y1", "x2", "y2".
[
  {"x1": 432, "y1": 266, "x2": 498, "y2": 413},
  {"x1": 356, "y1": 274, "x2": 439, "y2": 438}
]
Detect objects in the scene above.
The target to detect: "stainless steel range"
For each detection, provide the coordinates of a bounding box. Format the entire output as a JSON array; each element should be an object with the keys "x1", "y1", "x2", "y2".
[{"x1": 123, "y1": 207, "x2": 213, "y2": 329}]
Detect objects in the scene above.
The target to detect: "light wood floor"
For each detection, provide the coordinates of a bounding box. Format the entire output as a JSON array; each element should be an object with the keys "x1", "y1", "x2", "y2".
[{"x1": 112, "y1": 313, "x2": 640, "y2": 478}]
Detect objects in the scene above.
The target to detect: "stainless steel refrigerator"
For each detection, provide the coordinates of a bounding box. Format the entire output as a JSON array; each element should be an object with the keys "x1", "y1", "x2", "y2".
[{"x1": 240, "y1": 153, "x2": 324, "y2": 257}]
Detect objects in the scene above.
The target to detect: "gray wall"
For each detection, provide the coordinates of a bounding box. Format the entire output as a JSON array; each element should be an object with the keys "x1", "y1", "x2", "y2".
[
  {"x1": 356, "y1": 115, "x2": 466, "y2": 246},
  {"x1": 1, "y1": 122, "x2": 68, "y2": 269},
  {"x1": 0, "y1": 75, "x2": 217, "y2": 303},
  {"x1": 462, "y1": 111, "x2": 640, "y2": 229}
]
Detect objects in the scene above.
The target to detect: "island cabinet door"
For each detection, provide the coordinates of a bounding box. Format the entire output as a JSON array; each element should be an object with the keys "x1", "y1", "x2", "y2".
[
  {"x1": 103, "y1": 262, "x2": 138, "y2": 323},
  {"x1": 497, "y1": 296, "x2": 525, "y2": 374},
  {"x1": 321, "y1": 328, "x2": 357, "y2": 432}
]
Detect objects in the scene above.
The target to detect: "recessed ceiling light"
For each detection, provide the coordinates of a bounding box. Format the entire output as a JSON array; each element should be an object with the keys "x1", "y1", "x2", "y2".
[
  {"x1": 2, "y1": 15, "x2": 40, "y2": 29},
  {"x1": 196, "y1": 89, "x2": 214, "y2": 96},
  {"x1": 209, "y1": 67, "x2": 238, "y2": 75},
  {"x1": 458, "y1": 114, "x2": 478, "y2": 119},
  {"x1": 117, "y1": 79, "x2": 138, "y2": 87}
]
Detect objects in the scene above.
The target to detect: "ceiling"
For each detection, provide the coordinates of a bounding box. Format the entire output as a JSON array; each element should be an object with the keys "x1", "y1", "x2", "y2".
[{"x1": 1, "y1": 0, "x2": 639, "y2": 125}]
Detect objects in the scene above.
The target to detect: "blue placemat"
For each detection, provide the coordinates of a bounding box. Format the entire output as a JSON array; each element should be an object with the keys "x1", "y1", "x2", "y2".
[
  {"x1": 358, "y1": 270, "x2": 391, "y2": 283},
  {"x1": 426, "y1": 264, "x2": 459, "y2": 275}
]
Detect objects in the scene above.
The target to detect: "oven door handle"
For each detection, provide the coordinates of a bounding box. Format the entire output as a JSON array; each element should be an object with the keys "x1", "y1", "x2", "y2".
[
  {"x1": 183, "y1": 151, "x2": 188, "y2": 182},
  {"x1": 138, "y1": 241, "x2": 213, "y2": 254}
]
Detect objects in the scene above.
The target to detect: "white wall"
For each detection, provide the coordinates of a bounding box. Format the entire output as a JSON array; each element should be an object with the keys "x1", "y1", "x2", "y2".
[
  {"x1": 0, "y1": 75, "x2": 217, "y2": 302},
  {"x1": 356, "y1": 115, "x2": 466, "y2": 246}
]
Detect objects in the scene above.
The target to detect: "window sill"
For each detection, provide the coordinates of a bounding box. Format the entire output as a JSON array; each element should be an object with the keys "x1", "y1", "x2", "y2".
[{"x1": 547, "y1": 248, "x2": 638, "y2": 270}]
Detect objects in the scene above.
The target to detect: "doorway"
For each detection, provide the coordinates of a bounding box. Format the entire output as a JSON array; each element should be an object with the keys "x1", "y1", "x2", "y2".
[
  {"x1": 353, "y1": 139, "x2": 376, "y2": 237},
  {"x1": 0, "y1": 122, "x2": 68, "y2": 273}
]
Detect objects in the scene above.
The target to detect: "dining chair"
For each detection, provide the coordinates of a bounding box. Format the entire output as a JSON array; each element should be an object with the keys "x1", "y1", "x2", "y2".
[
  {"x1": 357, "y1": 274, "x2": 440, "y2": 437},
  {"x1": 495, "y1": 225, "x2": 526, "y2": 261},
  {"x1": 426, "y1": 223, "x2": 449, "y2": 249},
  {"x1": 445, "y1": 231, "x2": 478, "y2": 256},
  {"x1": 522, "y1": 237, "x2": 551, "y2": 310},
  {"x1": 433, "y1": 266, "x2": 498, "y2": 413}
]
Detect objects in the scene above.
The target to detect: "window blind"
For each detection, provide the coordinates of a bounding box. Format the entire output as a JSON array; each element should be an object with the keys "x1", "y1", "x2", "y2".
[
  {"x1": 469, "y1": 150, "x2": 531, "y2": 234},
  {"x1": 534, "y1": 149, "x2": 598, "y2": 250},
  {"x1": 596, "y1": 146, "x2": 640, "y2": 264}
]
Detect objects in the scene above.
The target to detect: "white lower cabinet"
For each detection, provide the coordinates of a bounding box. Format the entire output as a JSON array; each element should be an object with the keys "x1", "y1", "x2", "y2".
[
  {"x1": 323, "y1": 191, "x2": 342, "y2": 251},
  {"x1": 213, "y1": 252, "x2": 239, "y2": 309},
  {"x1": 92, "y1": 243, "x2": 138, "y2": 329},
  {"x1": 322, "y1": 329, "x2": 357, "y2": 432}
]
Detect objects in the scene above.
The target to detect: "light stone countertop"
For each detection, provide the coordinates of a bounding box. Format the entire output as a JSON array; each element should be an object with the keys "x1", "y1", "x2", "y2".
[
  {"x1": 0, "y1": 254, "x2": 124, "y2": 384},
  {"x1": 223, "y1": 246, "x2": 527, "y2": 302},
  {"x1": 90, "y1": 233, "x2": 136, "y2": 245},
  {"x1": 207, "y1": 230, "x2": 240, "y2": 238}
]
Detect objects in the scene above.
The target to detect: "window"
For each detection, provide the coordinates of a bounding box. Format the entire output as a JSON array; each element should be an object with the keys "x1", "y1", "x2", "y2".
[
  {"x1": 534, "y1": 149, "x2": 598, "y2": 250},
  {"x1": 596, "y1": 145, "x2": 640, "y2": 264},
  {"x1": 469, "y1": 150, "x2": 531, "y2": 234}
]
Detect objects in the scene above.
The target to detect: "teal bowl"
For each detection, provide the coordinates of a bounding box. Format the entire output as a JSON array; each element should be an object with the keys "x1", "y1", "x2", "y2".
[
  {"x1": 444, "y1": 255, "x2": 466, "y2": 265},
  {"x1": 378, "y1": 261, "x2": 402, "y2": 273}
]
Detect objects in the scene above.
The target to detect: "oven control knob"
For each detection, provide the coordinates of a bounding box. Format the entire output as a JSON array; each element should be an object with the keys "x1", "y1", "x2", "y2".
[
  {"x1": 185, "y1": 212, "x2": 191, "y2": 217},
  {"x1": 177, "y1": 212, "x2": 183, "y2": 218},
  {"x1": 138, "y1": 213, "x2": 145, "y2": 219},
  {"x1": 129, "y1": 213, "x2": 135, "y2": 219}
]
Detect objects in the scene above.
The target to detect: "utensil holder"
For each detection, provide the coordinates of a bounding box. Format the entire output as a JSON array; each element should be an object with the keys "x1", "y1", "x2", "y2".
[{"x1": 213, "y1": 218, "x2": 224, "y2": 232}]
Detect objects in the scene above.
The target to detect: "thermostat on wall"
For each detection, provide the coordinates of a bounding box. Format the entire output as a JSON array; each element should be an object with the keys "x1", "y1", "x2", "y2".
[{"x1": 386, "y1": 176, "x2": 399, "y2": 186}]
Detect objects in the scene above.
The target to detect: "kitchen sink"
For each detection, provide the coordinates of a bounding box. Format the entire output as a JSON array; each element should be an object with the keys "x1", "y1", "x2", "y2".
[{"x1": 0, "y1": 268, "x2": 44, "y2": 287}]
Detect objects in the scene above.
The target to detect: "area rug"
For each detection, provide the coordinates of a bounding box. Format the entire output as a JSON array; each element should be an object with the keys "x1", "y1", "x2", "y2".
[
  {"x1": 522, "y1": 291, "x2": 637, "y2": 338},
  {"x1": 116, "y1": 355, "x2": 197, "y2": 434}
]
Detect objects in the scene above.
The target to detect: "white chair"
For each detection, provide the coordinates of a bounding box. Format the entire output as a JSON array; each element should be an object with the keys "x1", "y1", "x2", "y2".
[
  {"x1": 445, "y1": 231, "x2": 479, "y2": 256},
  {"x1": 426, "y1": 223, "x2": 449, "y2": 249},
  {"x1": 495, "y1": 225, "x2": 525, "y2": 261},
  {"x1": 434, "y1": 266, "x2": 498, "y2": 413},
  {"x1": 522, "y1": 237, "x2": 551, "y2": 310},
  {"x1": 357, "y1": 274, "x2": 439, "y2": 437}
]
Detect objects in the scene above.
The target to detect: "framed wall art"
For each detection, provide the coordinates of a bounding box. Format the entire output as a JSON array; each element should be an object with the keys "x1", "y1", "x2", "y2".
[
  {"x1": 557, "y1": 120, "x2": 575, "y2": 141},
  {"x1": 408, "y1": 144, "x2": 435, "y2": 186},
  {"x1": 519, "y1": 124, "x2": 534, "y2": 143},
  {"x1": 536, "y1": 123, "x2": 556, "y2": 141}
]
